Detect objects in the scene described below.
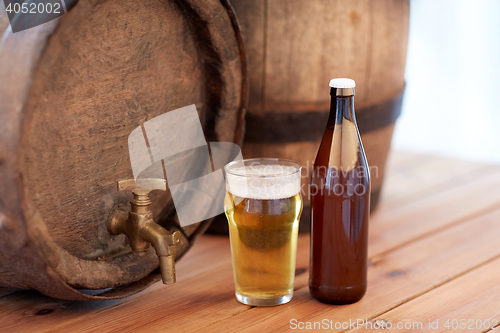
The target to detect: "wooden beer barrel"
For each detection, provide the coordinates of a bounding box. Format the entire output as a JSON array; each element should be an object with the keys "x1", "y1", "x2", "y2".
[
  {"x1": 207, "y1": 0, "x2": 409, "y2": 234},
  {"x1": 0, "y1": 0, "x2": 246, "y2": 300}
]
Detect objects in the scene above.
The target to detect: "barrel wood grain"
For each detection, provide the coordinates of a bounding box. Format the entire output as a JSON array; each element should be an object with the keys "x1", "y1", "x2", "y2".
[
  {"x1": 263, "y1": 0, "x2": 372, "y2": 106},
  {"x1": 234, "y1": 0, "x2": 409, "y2": 110},
  {"x1": 365, "y1": 0, "x2": 409, "y2": 102},
  {"x1": 229, "y1": 0, "x2": 265, "y2": 110}
]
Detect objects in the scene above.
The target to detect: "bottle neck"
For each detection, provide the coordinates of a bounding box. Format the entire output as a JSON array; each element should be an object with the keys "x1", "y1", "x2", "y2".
[{"x1": 327, "y1": 92, "x2": 356, "y2": 127}]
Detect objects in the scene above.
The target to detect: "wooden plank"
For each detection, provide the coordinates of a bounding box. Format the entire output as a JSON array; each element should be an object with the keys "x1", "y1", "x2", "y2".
[
  {"x1": 196, "y1": 207, "x2": 500, "y2": 332},
  {"x1": 355, "y1": 256, "x2": 500, "y2": 333},
  {"x1": 370, "y1": 170, "x2": 500, "y2": 256},
  {"x1": 174, "y1": 235, "x2": 233, "y2": 282},
  {"x1": 381, "y1": 152, "x2": 495, "y2": 205},
  {"x1": 0, "y1": 234, "x2": 232, "y2": 332}
]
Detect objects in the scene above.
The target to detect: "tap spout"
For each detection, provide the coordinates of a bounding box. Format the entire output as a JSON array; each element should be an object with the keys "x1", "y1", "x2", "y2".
[{"x1": 140, "y1": 221, "x2": 181, "y2": 284}]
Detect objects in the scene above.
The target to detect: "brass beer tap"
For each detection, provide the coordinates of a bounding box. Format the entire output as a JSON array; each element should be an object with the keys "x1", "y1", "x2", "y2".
[{"x1": 108, "y1": 179, "x2": 181, "y2": 284}]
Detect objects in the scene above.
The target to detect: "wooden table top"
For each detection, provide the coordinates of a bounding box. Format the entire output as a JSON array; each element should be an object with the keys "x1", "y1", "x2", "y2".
[{"x1": 2, "y1": 150, "x2": 500, "y2": 332}]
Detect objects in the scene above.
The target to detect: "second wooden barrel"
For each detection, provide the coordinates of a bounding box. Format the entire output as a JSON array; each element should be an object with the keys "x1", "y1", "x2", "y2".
[{"x1": 207, "y1": 0, "x2": 409, "y2": 234}]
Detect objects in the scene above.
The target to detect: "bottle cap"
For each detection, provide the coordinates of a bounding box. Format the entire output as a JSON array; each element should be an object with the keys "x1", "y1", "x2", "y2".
[{"x1": 329, "y1": 78, "x2": 355, "y2": 96}]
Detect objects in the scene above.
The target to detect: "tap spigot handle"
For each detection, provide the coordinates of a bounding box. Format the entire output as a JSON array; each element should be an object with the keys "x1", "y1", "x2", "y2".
[
  {"x1": 110, "y1": 178, "x2": 180, "y2": 285},
  {"x1": 117, "y1": 178, "x2": 167, "y2": 194}
]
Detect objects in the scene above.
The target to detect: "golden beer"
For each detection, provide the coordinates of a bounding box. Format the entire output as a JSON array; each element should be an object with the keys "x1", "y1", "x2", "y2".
[{"x1": 224, "y1": 160, "x2": 303, "y2": 306}]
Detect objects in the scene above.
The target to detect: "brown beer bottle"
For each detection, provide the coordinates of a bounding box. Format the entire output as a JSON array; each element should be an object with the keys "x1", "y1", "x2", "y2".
[{"x1": 309, "y1": 78, "x2": 370, "y2": 304}]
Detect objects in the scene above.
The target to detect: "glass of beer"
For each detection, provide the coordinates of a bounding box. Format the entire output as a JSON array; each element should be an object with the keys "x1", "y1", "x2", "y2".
[{"x1": 224, "y1": 158, "x2": 303, "y2": 306}]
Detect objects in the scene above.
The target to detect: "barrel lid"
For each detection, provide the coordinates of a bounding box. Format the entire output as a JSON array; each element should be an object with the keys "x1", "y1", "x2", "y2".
[{"x1": 329, "y1": 78, "x2": 355, "y2": 96}]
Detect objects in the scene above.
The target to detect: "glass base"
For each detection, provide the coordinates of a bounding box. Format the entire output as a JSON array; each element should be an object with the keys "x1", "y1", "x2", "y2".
[{"x1": 235, "y1": 291, "x2": 293, "y2": 306}]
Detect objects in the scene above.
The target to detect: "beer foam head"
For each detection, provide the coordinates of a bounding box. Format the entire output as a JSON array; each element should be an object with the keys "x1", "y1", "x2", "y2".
[{"x1": 225, "y1": 164, "x2": 301, "y2": 200}]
